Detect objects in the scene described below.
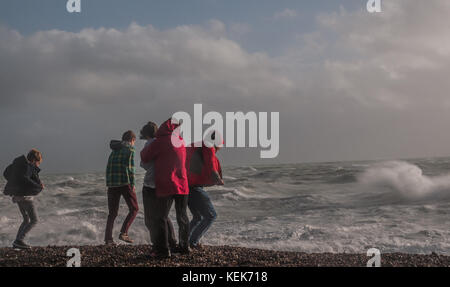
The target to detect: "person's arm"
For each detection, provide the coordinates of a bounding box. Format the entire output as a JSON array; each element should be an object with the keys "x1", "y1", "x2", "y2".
[
  {"x1": 140, "y1": 141, "x2": 153, "y2": 170},
  {"x1": 128, "y1": 149, "x2": 135, "y2": 188},
  {"x1": 28, "y1": 178, "x2": 44, "y2": 195},
  {"x1": 18, "y1": 165, "x2": 44, "y2": 195},
  {"x1": 203, "y1": 147, "x2": 224, "y2": 185},
  {"x1": 22, "y1": 165, "x2": 42, "y2": 190}
]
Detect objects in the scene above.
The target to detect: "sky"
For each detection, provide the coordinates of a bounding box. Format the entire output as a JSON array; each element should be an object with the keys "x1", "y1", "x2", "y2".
[{"x1": 1, "y1": 0, "x2": 450, "y2": 173}]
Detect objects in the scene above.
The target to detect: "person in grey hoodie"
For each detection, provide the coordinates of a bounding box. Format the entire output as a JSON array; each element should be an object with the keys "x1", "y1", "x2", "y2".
[
  {"x1": 140, "y1": 122, "x2": 178, "y2": 253},
  {"x1": 3, "y1": 149, "x2": 44, "y2": 249}
]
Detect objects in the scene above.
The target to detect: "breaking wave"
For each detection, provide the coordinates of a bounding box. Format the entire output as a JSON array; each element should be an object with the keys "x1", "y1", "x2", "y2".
[{"x1": 358, "y1": 161, "x2": 450, "y2": 201}]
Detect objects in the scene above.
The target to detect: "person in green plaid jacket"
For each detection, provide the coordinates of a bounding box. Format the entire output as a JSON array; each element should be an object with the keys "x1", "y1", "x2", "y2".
[
  {"x1": 104, "y1": 130, "x2": 139, "y2": 245},
  {"x1": 106, "y1": 142, "x2": 135, "y2": 188}
]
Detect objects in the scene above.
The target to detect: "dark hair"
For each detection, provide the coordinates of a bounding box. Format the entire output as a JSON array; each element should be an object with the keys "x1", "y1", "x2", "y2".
[
  {"x1": 140, "y1": 122, "x2": 158, "y2": 139},
  {"x1": 27, "y1": 149, "x2": 42, "y2": 163},
  {"x1": 122, "y1": 130, "x2": 136, "y2": 142}
]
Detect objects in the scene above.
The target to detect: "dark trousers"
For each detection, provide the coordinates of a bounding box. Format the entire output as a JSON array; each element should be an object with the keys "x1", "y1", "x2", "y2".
[
  {"x1": 142, "y1": 186, "x2": 177, "y2": 248},
  {"x1": 105, "y1": 185, "x2": 139, "y2": 242},
  {"x1": 16, "y1": 199, "x2": 38, "y2": 241},
  {"x1": 188, "y1": 186, "x2": 217, "y2": 246},
  {"x1": 153, "y1": 194, "x2": 189, "y2": 254}
]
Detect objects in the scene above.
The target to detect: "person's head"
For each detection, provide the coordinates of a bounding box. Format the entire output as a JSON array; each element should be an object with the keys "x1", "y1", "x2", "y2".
[
  {"x1": 122, "y1": 130, "x2": 136, "y2": 146},
  {"x1": 27, "y1": 149, "x2": 43, "y2": 167},
  {"x1": 140, "y1": 122, "x2": 158, "y2": 140},
  {"x1": 206, "y1": 131, "x2": 224, "y2": 152}
]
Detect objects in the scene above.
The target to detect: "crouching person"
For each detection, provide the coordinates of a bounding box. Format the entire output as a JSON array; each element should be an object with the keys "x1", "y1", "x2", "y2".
[{"x1": 3, "y1": 149, "x2": 44, "y2": 249}]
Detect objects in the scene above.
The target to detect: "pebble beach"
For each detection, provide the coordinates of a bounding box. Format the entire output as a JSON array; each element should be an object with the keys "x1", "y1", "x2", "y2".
[{"x1": 0, "y1": 245, "x2": 449, "y2": 267}]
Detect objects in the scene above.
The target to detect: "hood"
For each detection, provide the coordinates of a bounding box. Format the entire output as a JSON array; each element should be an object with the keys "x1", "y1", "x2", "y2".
[
  {"x1": 203, "y1": 130, "x2": 224, "y2": 148},
  {"x1": 13, "y1": 155, "x2": 28, "y2": 167},
  {"x1": 156, "y1": 118, "x2": 181, "y2": 137},
  {"x1": 110, "y1": 140, "x2": 129, "y2": 151},
  {"x1": 12, "y1": 155, "x2": 40, "y2": 173}
]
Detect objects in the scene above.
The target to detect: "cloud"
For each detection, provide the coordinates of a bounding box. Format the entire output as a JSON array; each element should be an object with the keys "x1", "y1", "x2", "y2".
[
  {"x1": 276, "y1": 0, "x2": 450, "y2": 161},
  {"x1": 0, "y1": 21, "x2": 294, "y2": 109},
  {"x1": 273, "y1": 9, "x2": 298, "y2": 21},
  {"x1": 311, "y1": 0, "x2": 450, "y2": 109},
  {"x1": 0, "y1": 21, "x2": 294, "y2": 171},
  {"x1": 1, "y1": 0, "x2": 450, "y2": 172}
]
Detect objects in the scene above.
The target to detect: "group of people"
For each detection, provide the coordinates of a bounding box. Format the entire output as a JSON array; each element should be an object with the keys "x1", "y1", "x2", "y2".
[{"x1": 3, "y1": 118, "x2": 224, "y2": 258}]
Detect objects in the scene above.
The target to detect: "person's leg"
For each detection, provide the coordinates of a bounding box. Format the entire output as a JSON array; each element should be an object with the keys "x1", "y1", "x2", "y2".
[
  {"x1": 143, "y1": 187, "x2": 172, "y2": 247},
  {"x1": 16, "y1": 200, "x2": 38, "y2": 242},
  {"x1": 24, "y1": 200, "x2": 38, "y2": 237},
  {"x1": 120, "y1": 185, "x2": 139, "y2": 235},
  {"x1": 188, "y1": 187, "x2": 217, "y2": 247},
  {"x1": 105, "y1": 188, "x2": 121, "y2": 242},
  {"x1": 142, "y1": 186, "x2": 153, "y2": 244},
  {"x1": 153, "y1": 195, "x2": 173, "y2": 255},
  {"x1": 167, "y1": 217, "x2": 178, "y2": 249},
  {"x1": 16, "y1": 201, "x2": 30, "y2": 241},
  {"x1": 188, "y1": 187, "x2": 203, "y2": 240},
  {"x1": 174, "y1": 194, "x2": 190, "y2": 250}
]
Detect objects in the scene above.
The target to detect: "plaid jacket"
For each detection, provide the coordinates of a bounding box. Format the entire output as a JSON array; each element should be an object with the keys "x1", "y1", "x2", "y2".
[{"x1": 106, "y1": 142, "x2": 135, "y2": 187}]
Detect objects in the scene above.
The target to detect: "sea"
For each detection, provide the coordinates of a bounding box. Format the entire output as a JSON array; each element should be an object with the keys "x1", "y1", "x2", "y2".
[{"x1": 1, "y1": 158, "x2": 449, "y2": 255}]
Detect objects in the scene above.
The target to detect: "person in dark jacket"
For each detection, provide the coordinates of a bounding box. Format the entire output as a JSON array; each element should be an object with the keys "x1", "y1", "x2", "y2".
[
  {"x1": 3, "y1": 149, "x2": 44, "y2": 249},
  {"x1": 185, "y1": 131, "x2": 224, "y2": 249}
]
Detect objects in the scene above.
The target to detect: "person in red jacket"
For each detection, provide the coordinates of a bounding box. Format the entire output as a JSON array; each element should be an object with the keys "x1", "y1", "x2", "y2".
[
  {"x1": 186, "y1": 131, "x2": 224, "y2": 248},
  {"x1": 140, "y1": 118, "x2": 190, "y2": 258}
]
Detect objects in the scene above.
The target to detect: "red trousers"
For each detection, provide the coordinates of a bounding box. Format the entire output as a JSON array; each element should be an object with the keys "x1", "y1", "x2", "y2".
[{"x1": 104, "y1": 185, "x2": 139, "y2": 241}]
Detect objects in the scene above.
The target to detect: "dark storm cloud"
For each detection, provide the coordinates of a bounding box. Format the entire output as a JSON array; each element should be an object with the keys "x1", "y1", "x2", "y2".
[
  {"x1": 0, "y1": 21, "x2": 294, "y2": 172},
  {"x1": 1, "y1": 0, "x2": 450, "y2": 172}
]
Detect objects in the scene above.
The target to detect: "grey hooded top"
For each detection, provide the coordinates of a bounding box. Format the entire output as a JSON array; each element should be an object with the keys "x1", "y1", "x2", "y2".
[{"x1": 140, "y1": 139, "x2": 156, "y2": 188}]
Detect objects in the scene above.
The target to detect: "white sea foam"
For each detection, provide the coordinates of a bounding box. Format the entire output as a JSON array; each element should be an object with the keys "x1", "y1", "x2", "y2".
[
  {"x1": 80, "y1": 221, "x2": 98, "y2": 239},
  {"x1": 0, "y1": 216, "x2": 10, "y2": 224},
  {"x1": 358, "y1": 161, "x2": 450, "y2": 200},
  {"x1": 1, "y1": 160, "x2": 449, "y2": 255},
  {"x1": 56, "y1": 209, "x2": 81, "y2": 216}
]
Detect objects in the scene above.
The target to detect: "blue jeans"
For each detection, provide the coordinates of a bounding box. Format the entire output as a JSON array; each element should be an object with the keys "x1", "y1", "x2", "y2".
[
  {"x1": 16, "y1": 199, "x2": 38, "y2": 241},
  {"x1": 188, "y1": 186, "x2": 217, "y2": 246}
]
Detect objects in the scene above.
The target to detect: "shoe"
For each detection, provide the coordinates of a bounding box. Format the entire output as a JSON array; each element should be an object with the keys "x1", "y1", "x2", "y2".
[
  {"x1": 172, "y1": 245, "x2": 191, "y2": 255},
  {"x1": 148, "y1": 249, "x2": 171, "y2": 259},
  {"x1": 105, "y1": 240, "x2": 117, "y2": 246},
  {"x1": 169, "y1": 245, "x2": 178, "y2": 254},
  {"x1": 119, "y1": 233, "x2": 134, "y2": 244},
  {"x1": 12, "y1": 240, "x2": 31, "y2": 250}
]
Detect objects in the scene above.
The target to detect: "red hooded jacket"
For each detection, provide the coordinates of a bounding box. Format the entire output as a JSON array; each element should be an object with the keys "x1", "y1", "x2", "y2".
[
  {"x1": 140, "y1": 119, "x2": 189, "y2": 197},
  {"x1": 186, "y1": 142, "x2": 222, "y2": 187}
]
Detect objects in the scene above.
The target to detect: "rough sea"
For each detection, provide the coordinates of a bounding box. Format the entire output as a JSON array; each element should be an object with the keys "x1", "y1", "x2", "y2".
[{"x1": 1, "y1": 158, "x2": 449, "y2": 254}]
